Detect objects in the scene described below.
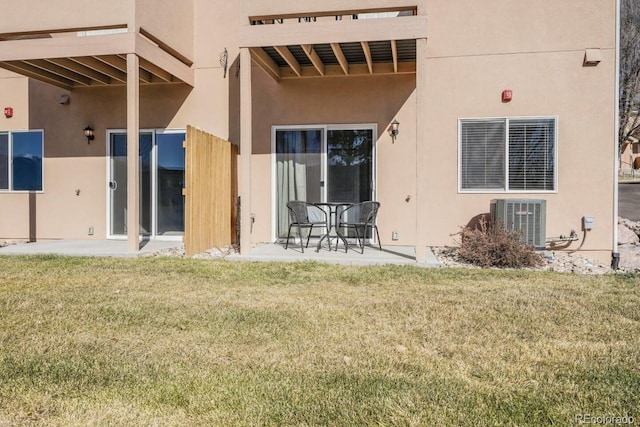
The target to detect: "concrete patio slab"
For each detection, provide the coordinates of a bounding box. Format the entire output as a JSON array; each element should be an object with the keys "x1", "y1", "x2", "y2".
[{"x1": 227, "y1": 243, "x2": 441, "y2": 267}]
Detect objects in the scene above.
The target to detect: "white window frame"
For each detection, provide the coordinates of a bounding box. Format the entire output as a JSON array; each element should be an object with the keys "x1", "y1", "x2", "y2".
[
  {"x1": 0, "y1": 129, "x2": 45, "y2": 193},
  {"x1": 105, "y1": 128, "x2": 186, "y2": 241},
  {"x1": 458, "y1": 116, "x2": 558, "y2": 194}
]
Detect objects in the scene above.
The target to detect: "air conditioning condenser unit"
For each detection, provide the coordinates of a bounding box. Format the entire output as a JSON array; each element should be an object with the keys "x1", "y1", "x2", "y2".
[{"x1": 490, "y1": 199, "x2": 546, "y2": 249}]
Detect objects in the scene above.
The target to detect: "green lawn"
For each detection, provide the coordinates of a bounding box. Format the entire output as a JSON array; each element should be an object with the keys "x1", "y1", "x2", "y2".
[{"x1": 0, "y1": 256, "x2": 638, "y2": 426}]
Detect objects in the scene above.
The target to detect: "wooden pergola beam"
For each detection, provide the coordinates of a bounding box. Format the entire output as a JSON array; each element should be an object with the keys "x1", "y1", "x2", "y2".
[
  {"x1": 249, "y1": 47, "x2": 280, "y2": 82},
  {"x1": 115, "y1": 54, "x2": 152, "y2": 83},
  {"x1": 391, "y1": 39, "x2": 398, "y2": 73},
  {"x1": 139, "y1": 57, "x2": 173, "y2": 82},
  {"x1": 274, "y1": 45, "x2": 301, "y2": 77},
  {"x1": 71, "y1": 56, "x2": 127, "y2": 83},
  {"x1": 330, "y1": 43, "x2": 349, "y2": 75},
  {"x1": 361, "y1": 41, "x2": 373, "y2": 74},
  {"x1": 278, "y1": 61, "x2": 416, "y2": 79},
  {"x1": 46, "y1": 57, "x2": 111, "y2": 85},
  {"x1": 302, "y1": 44, "x2": 324, "y2": 76},
  {"x1": 0, "y1": 60, "x2": 73, "y2": 89},
  {"x1": 24, "y1": 59, "x2": 92, "y2": 86}
]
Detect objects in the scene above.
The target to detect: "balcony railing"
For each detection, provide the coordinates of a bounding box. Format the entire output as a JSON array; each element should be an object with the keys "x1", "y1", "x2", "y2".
[{"x1": 249, "y1": 7, "x2": 417, "y2": 26}]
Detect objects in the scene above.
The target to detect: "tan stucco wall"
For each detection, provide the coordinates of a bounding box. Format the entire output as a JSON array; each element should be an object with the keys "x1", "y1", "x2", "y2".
[
  {"x1": 426, "y1": 1, "x2": 615, "y2": 57},
  {"x1": 135, "y1": 0, "x2": 194, "y2": 60},
  {"x1": 180, "y1": 0, "x2": 242, "y2": 140},
  {"x1": 0, "y1": 79, "x2": 191, "y2": 240},
  {"x1": 421, "y1": 0, "x2": 617, "y2": 261},
  {"x1": 423, "y1": 52, "x2": 615, "y2": 256},
  {"x1": 0, "y1": 71, "x2": 29, "y2": 131},
  {"x1": 0, "y1": 73, "x2": 31, "y2": 239},
  {"x1": 1, "y1": 1, "x2": 133, "y2": 33}
]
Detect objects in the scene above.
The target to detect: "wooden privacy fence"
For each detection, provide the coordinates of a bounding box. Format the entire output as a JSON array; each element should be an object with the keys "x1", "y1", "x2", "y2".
[{"x1": 183, "y1": 125, "x2": 238, "y2": 256}]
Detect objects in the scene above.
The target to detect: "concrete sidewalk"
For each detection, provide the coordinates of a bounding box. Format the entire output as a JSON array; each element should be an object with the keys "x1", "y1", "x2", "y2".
[{"x1": 0, "y1": 240, "x2": 183, "y2": 258}]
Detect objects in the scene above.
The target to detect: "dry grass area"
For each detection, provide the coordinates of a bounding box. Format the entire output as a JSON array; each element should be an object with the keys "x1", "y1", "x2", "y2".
[{"x1": 0, "y1": 256, "x2": 638, "y2": 426}]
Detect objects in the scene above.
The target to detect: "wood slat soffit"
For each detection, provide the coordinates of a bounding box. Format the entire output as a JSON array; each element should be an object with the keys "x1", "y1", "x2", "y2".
[
  {"x1": 0, "y1": 26, "x2": 194, "y2": 90},
  {"x1": 243, "y1": 8, "x2": 425, "y2": 81}
]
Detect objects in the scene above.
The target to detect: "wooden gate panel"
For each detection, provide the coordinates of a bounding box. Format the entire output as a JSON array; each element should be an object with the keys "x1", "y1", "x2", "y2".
[{"x1": 184, "y1": 125, "x2": 237, "y2": 256}]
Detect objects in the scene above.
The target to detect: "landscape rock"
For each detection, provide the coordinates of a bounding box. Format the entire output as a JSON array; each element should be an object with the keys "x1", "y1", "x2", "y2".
[
  {"x1": 619, "y1": 244, "x2": 640, "y2": 270},
  {"x1": 618, "y1": 221, "x2": 640, "y2": 244},
  {"x1": 619, "y1": 216, "x2": 640, "y2": 235},
  {"x1": 142, "y1": 244, "x2": 238, "y2": 259}
]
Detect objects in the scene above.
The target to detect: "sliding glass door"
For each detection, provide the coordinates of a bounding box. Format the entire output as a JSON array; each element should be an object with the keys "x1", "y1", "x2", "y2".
[
  {"x1": 273, "y1": 125, "x2": 375, "y2": 239},
  {"x1": 108, "y1": 130, "x2": 185, "y2": 240}
]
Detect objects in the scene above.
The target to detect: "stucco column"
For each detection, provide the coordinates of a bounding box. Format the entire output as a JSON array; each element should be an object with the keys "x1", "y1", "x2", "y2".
[
  {"x1": 239, "y1": 48, "x2": 252, "y2": 254},
  {"x1": 126, "y1": 53, "x2": 140, "y2": 252},
  {"x1": 415, "y1": 37, "x2": 428, "y2": 262}
]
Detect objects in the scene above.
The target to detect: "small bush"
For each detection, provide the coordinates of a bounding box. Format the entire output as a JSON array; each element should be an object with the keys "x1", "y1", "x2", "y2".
[{"x1": 457, "y1": 218, "x2": 545, "y2": 268}]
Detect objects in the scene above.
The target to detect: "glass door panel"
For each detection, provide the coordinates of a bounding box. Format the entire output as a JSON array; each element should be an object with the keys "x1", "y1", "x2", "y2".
[
  {"x1": 109, "y1": 134, "x2": 128, "y2": 236},
  {"x1": 0, "y1": 133, "x2": 9, "y2": 189},
  {"x1": 327, "y1": 129, "x2": 374, "y2": 239},
  {"x1": 156, "y1": 133, "x2": 185, "y2": 236},
  {"x1": 140, "y1": 133, "x2": 153, "y2": 236},
  {"x1": 275, "y1": 129, "x2": 323, "y2": 238},
  {"x1": 109, "y1": 132, "x2": 153, "y2": 237},
  {"x1": 327, "y1": 129, "x2": 373, "y2": 204}
]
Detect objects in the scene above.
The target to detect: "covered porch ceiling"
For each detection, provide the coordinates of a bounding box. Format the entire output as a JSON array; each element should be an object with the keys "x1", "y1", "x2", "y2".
[
  {"x1": 240, "y1": 8, "x2": 427, "y2": 81},
  {"x1": 0, "y1": 26, "x2": 194, "y2": 90}
]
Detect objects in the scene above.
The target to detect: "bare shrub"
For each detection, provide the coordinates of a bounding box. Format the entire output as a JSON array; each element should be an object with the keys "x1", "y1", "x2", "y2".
[{"x1": 458, "y1": 218, "x2": 545, "y2": 268}]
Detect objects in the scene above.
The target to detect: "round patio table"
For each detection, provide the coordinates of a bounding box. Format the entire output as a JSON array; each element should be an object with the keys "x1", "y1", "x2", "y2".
[{"x1": 313, "y1": 202, "x2": 352, "y2": 252}]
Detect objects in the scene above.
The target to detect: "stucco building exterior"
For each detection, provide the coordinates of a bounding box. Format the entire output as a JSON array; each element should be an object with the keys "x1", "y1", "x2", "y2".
[{"x1": 0, "y1": 1, "x2": 620, "y2": 264}]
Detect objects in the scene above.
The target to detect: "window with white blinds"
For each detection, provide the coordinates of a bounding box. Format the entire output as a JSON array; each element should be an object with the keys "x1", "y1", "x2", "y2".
[
  {"x1": 460, "y1": 120, "x2": 505, "y2": 190},
  {"x1": 459, "y1": 117, "x2": 556, "y2": 192}
]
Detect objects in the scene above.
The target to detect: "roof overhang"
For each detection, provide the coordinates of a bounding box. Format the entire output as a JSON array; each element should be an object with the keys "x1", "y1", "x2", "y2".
[
  {"x1": 240, "y1": 11, "x2": 427, "y2": 81},
  {"x1": 0, "y1": 27, "x2": 194, "y2": 90}
]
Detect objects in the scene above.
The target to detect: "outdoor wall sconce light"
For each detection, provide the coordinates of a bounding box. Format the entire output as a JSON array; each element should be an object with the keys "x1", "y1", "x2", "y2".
[
  {"x1": 389, "y1": 119, "x2": 400, "y2": 143},
  {"x1": 84, "y1": 126, "x2": 95, "y2": 144}
]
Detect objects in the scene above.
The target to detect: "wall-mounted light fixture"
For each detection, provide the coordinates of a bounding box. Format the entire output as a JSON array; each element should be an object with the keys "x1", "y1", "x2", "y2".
[
  {"x1": 389, "y1": 119, "x2": 400, "y2": 143},
  {"x1": 84, "y1": 126, "x2": 95, "y2": 144}
]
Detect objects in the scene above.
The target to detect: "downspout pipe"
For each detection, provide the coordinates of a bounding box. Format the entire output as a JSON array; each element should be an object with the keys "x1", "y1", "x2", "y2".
[{"x1": 613, "y1": 0, "x2": 621, "y2": 269}]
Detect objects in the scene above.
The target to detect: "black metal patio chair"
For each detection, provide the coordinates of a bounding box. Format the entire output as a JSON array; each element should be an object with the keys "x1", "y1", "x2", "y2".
[
  {"x1": 284, "y1": 201, "x2": 327, "y2": 253},
  {"x1": 336, "y1": 201, "x2": 382, "y2": 253}
]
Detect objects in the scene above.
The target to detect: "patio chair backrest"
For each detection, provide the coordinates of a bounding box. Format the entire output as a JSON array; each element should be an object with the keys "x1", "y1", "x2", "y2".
[
  {"x1": 340, "y1": 201, "x2": 380, "y2": 225},
  {"x1": 357, "y1": 201, "x2": 380, "y2": 224},
  {"x1": 287, "y1": 201, "x2": 311, "y2": 224}
]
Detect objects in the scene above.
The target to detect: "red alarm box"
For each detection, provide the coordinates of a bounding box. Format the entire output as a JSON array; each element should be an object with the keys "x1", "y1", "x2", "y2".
[
  {"x1": 502, "y1": 90, "x2": 513, "y2": 102},
  {"x1": 4, "y1": 107, "x2": 13, "y2": 118}
]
